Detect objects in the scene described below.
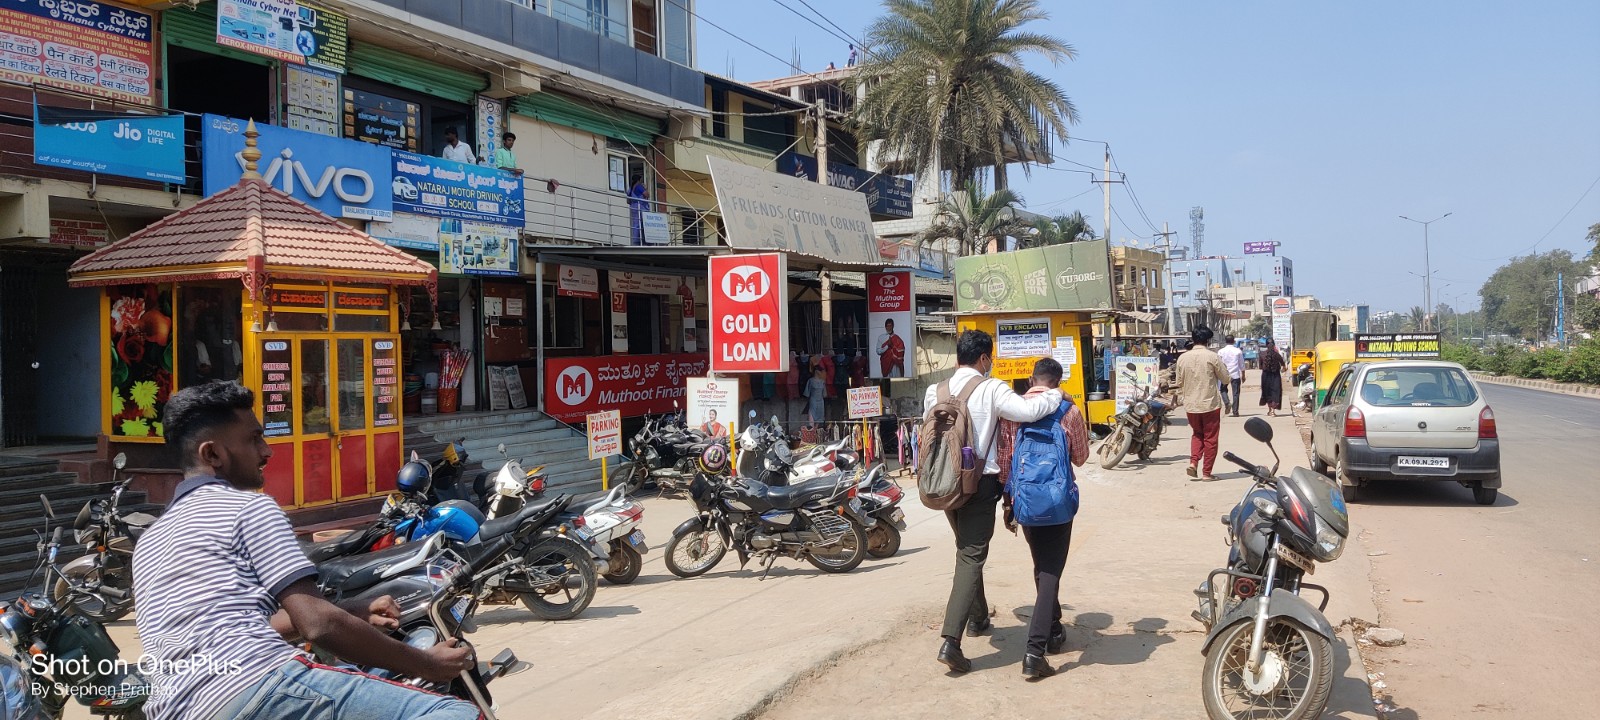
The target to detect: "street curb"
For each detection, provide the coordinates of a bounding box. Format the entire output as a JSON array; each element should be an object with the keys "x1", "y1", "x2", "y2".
[
  {"x1": 730, "y1": 608, "x2": 929, "y2": 720},
  {"x1": 1471, "y1": 372, "x2": 1600, "y2": 398}
]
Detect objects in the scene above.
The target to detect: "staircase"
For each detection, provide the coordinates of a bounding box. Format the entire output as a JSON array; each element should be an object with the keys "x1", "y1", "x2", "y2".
[
  {"x1": 405, "y1": 410, "x2": 629, "y2": 491},
  {"x1": 0, "y1": 457, "x2": 161, "y2": 599}
]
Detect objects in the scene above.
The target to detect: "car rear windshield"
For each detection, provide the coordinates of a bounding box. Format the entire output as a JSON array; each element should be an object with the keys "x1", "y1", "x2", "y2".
[{"x1": 1359, "y1": 367, "x2": 1478, "y2": 407}]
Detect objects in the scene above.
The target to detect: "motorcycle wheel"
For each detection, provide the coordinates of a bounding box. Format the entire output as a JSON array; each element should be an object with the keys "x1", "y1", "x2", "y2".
[
  {"x1": 516, "y1": 537, "x2": 598, "y2": 621},
  {"x1": 866, "y1": 522, "x2": 902, "y2": 559},
  {"x1": 601, "y1": 542, "x2": 643, "y2": 585},
  {"x1": 664, "y1": 524, "x2": 728, "y2": 578},
  {"x1": 50, "y1": 562, "x2": 133, "y2": 623},
  {"x1": 806, "y1": 519, "x2": 868, "y2": 573},
  {"x1": 1099, "y1": 427, "x2": 1133, "y2": 469},
  {"x1": 1201, "y1": 617, "x2": 1333, "y2": 720}
]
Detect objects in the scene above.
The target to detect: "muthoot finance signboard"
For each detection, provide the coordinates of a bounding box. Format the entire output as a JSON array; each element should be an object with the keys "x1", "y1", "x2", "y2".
[{"x1": 709, "y1": 253, "x2": 788, "y2": 372}]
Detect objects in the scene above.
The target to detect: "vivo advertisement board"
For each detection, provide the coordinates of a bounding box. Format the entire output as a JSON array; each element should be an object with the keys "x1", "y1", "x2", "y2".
[
  {"x1": 202, "y1": 114, "x2": 393, "y2": 221},
  {"x1": 34, "y1": 105, "x2": 184, "y2": 182},
  {"x1": 390, "y1": 151, "x2": 525, "y2": 227}
]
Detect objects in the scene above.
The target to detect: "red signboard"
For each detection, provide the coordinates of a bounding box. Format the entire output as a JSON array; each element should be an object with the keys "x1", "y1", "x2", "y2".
[
  {"x1": 868, "y1": 270, "x2": 913, "y2": 313},
  {"x1": 543, "y1": 352, "x2": 710, "y2": 422},
  {"x1": 709, "y1": 253, "x2": 787, "y2": 372}
]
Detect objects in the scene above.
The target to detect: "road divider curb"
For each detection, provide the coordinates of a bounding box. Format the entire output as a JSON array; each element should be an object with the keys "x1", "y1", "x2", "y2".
[{"x1": 1471, "y1": 372, "x2": 1600, "y2": 398}]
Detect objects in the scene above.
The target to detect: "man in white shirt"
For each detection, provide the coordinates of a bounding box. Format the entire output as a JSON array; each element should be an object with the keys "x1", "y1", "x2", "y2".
[
  {"x1": 1217, "y1": 335, "x2": 1245, "y2": 416},
  {"x1": 922, "y1": 330, "x2": 1061, "y2": 675},
  {"x1": 441, "y1": 128, "x2": 476, "y2": 164}
]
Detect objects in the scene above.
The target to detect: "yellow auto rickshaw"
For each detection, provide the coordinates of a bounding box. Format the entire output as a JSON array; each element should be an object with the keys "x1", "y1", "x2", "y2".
[{"x1": 1312, "y1": 340, "x2": 1356, "y2": 406}]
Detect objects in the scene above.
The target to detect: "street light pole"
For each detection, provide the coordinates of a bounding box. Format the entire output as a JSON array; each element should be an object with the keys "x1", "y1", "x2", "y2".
[{"x1": 1400, "y1": 212, "x2": 1452, "y2": 332}]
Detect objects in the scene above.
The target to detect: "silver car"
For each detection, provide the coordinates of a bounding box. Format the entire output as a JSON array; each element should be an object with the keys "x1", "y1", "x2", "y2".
[{"x1": 1309, "y1": 360, "x2": 1500, "y2": 505}]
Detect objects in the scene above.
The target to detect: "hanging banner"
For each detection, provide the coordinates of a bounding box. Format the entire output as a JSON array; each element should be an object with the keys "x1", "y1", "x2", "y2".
[
  {"x1": 610, "y1": 292, "x2": 629, "y2": 354},
  {"x1": 216, "y1": 0, "x2": 348, "y2": 72},
  {"x1": 779, "y1": 151, "x2": 913, "y2": 219},
  {"x1": 476, "y1": 94, "x2": 504, "y2": 168},
  {"x1": 106, "y1": 283, "x2": 173, "y2": 440},
  {"x1": 867, "y1": 270, "x2": 914, "y2": 379},
  {"x1": 543, "y1": 352, "x2": 710, "y2": 422},
  {"x1": 996, "y1": 317, "x2": 1052, "y2": 359},
  {"x1": 438, "y1": 219, "x2": 518, "y2": 276},
  {"x1": 1354, "y1": 333, "x2": 1441, "y2": 360},
  {"x1": 286, "y1": 64, "x2": 339, "y2": 136},
  {"x1": 953, "y1": 241, "x2": 1114, "y2": 312},
  {"x1": 709, "y1": 253, "x2": 788, "y2": 373},
  {"x1": 557, "y1": 265, "x2": 599, "y2": 299},
  {"x1": 1113, "y1": 356, "x2": 1159, "y2": 414},
  {"x1": 610, "y1": 271, "x2": 681, "y2": 294},
  {"x1": 34, "y1": 105, "x2": 183, "y2": 182},
  {"x1": 641, "y1": 211, "x2": 671, "y2": 245},
  {"x1": 0, "y1": 0, "x2": 155, "y2": 104},
  {"x1": 1270, "y1": 296, "x2": 1293, "y2": 350},
  {"x1": 707, "y1": 156, "x2": 880, "y2": 265},
  {"x1": 391, "y1": 150, "x2": 525, "y2": 226},
  {"x1": 48, "y1": 217, "x2": 110, "y2": 250},
  {"x1": 202, "y1": 114, "x2": 393, "y2": 221},
  {"x1": 685, "y1": 377, "x2": 738, "y2": 437},
  {"x1": 369, "y1": 212, "x2": 440, "y2": 251}
]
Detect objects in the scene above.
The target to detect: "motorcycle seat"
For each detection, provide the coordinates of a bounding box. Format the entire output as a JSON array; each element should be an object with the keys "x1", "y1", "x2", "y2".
[
  {"x1": 477, "y1": 497, "x2": 567, "y2": 541},
  {"x1": 746, "y1": 476, "x2": 841, "y2": 511},
  {"x1": 120, "y1": 511, "x2": 157, "y2": 541},
  {"x1": 305, "y1": 527, "x2": 378, "y2": 564},
  {"x1": 317, "y1": 540, "x2": 429, "y2": 594}
]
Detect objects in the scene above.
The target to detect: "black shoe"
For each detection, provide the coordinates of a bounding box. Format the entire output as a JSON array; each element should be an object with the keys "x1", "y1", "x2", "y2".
[
  {"x1": 1047, "y1": 628, "x2": 1067, "y2": 655},
  {"x1": 966, "y1": 617, "x2": 993, "y2": 637},
  {"x1": 1023, "y1": 654, "x2": 1057, "y2": 679},
  {"x1": 938, "y1": 638, "x2": 971, "y2": 673}
]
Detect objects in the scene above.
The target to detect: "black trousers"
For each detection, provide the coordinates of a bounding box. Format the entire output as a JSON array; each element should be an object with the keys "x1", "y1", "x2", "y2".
[
  {"x1": 941, "y1": 474, "x2": 1001, "y2": 640},
  {"x1": 1022, "y1": 521, "x2": 1075, "y2": 656}
]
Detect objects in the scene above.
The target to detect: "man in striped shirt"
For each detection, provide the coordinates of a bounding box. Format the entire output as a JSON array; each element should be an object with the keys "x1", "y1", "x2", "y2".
[{"x1": 133, "y1": 381, "x2": 478, "y2": 719}]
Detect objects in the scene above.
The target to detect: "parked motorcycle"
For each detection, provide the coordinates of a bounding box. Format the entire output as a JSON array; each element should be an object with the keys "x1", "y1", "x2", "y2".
[
  {"x1": 855, "y1": 465, "x2": 906, "y2": 558},
  {"x1": 1193, "y1": 418, "x2": 1348, "y2": 720},
  {"x1": 1292, "y1": 364, "x2": 1315, "y2": 413},
  {"x1": 316, "y1": 532, "x2": 522, "y2": 720},
  {"x1": 1100, "y1": 363, "x2": 1172, "y2": 469},
  {"x1": 629, "y1": 411, "x2": 724, "y2": 493},
  {"x1": 0, "y1": 497, "x2": 148, "y2": 719},
  {"x1": 50, "y1": 453, "x2": 156, "y2": 623},
  {"x1": 664, "y1": 470, "x2": 871, "y2": 580}
]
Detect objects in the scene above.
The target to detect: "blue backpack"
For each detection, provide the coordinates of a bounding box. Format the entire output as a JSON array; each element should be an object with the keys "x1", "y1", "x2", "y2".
[{"x1": 1006, "y1": 402, "x2": 1079, "y2": 526}]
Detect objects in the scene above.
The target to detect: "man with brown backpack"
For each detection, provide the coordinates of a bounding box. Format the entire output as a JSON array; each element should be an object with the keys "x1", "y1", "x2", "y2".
[{"x1": 919, "y1": 330, "x2": 1062, "y2": 673}]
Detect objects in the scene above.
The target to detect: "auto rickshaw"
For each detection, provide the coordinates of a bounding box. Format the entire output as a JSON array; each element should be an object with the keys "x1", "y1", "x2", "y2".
[{"x1": 1312, "y1": 340, "x2": 1356, "y2": 406}]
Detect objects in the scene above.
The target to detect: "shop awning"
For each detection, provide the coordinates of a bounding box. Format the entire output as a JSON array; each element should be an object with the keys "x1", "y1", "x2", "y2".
[{"x1": 69, "y1": 129, "x2": 437, "y2": 300}]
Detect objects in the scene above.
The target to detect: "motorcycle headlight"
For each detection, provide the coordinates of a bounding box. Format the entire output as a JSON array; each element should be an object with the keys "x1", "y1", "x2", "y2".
[
  {"x1": 0, "y1": 611, "x2": 26, "y2": 653},
  {"x1": 1311, "y1": 516, "x2": 1346, "y2": 562},
  {"x1": 1, "y1": 659, "x2": 30, "y2": 715},
  {"x1": 1132, "y1": 401, "x2": 1149, "y2": 417}
]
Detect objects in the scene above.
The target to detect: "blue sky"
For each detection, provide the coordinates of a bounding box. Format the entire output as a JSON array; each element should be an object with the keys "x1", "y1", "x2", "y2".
[{"x1": 695, "y1": 0, "x2": 1600, "y2": 312}]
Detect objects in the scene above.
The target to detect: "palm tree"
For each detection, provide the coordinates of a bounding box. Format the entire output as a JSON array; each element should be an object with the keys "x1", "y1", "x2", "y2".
[
  {"x1": 853, "y1": 0, "x2": 1080, "y2": 191},
  {"x1": 1406, "y1": 306, "x2": 1427, "y2": 331},
  {"x1": 921, "y1": 183, "x2": 1031, "y2": 256},
  {"x1": 1025, "y1": 211, "x2": 1096, "y2": 247}
]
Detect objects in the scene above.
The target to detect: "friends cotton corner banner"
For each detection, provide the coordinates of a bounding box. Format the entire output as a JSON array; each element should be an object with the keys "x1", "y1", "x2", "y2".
[
  {"x1": 867, "y1": 270, "x2": 914, "y2": 379},
  {"x1": 709, "y1": 253, "x2": 787, "y2": 373}
]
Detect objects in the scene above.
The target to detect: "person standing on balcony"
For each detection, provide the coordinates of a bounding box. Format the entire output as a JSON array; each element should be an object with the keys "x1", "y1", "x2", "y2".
[
  {"x1": 628, "y1": 181, "x2": 649, "y2": 245},
  {"x1": 492, "y1": 132, "x2": 522, "y2": 176},
  {"x1": 441, "y1": 128, "x2": 476, "y2": 164}
]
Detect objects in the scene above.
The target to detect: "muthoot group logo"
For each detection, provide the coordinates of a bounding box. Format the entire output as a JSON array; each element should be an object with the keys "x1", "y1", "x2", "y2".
[
  {"x1": 721, "y1": 266, "x2": 770, "y2": 303},
  {"x1": 555, "y1": 366, "x2": 593, "y2": 406}
]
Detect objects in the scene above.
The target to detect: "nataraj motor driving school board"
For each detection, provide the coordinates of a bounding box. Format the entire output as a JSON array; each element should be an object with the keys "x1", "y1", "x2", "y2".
[{"x1": 709, "y1": 253, "x2": 788, "y2": 372}]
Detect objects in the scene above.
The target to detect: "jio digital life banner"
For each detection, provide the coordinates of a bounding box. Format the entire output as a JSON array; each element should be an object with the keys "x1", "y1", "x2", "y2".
[
  {"x1": 709, "y1": 253, "x2": 787, "y2": 373},
  {"x1": 867, "y1": 270, "x2": 915, "y2": 379}
]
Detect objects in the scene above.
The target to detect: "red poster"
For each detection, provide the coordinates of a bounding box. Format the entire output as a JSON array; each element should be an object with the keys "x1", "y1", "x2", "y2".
[
  {"x1": 709, "y1": 253, "x2": 787, "y2": 372},
  {"x1": 867, "y1": 270, "x2": 915, "y2": 380},
  {"x1": 868, "y1": 270, "x2": 913, "y2": 312},
  {"x1": 543, "y1": 352, "x2": 710, "y2": 422}
]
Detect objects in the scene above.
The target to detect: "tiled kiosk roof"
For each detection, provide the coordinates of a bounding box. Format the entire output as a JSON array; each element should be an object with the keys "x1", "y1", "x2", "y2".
[{"x1": 68, "y1": 178, "x2": 436, "y2": 295}]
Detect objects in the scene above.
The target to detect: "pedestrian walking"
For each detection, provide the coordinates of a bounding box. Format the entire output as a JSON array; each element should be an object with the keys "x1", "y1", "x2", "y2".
[
  {"x1": 1175, "y1": 326, "x2": 1229, "y2": 481},
  {"x1": 1218, "y1": 335, "x2": 1244, "y2": 416},
  {"x1": 1258, "y1": 337, "x2": 1286, "y2": 416},
  {"x1": 921, "y1": 330, "x2": 1062, "y2": 674},
  {"x1": 995, "y1": 358, "x2": 1088, "y2": 679}
]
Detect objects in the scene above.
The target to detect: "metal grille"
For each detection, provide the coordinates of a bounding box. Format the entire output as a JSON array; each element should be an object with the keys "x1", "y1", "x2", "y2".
[
  {"x1": 803, "y1": 510, "x2": 852, "y2": 546},
  {"x1": 0, "y1": 264, "x2": 38, "y2": 446}
]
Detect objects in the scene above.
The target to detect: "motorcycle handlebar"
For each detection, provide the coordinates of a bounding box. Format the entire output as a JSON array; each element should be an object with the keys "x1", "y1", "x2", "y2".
[
  {"x1": 1221, "y1": 451, "x2": 1256, "y2": 473},
  {"x1": 99, "y1": 584, "x2": 129, "y2": 601}
]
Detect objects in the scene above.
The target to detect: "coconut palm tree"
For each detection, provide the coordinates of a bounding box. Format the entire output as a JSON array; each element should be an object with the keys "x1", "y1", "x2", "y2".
[
  {"x1": 921, "y1": 183, "x2": 1032, "y2": 256},
  {"x1": 853, "y1": 0, "x2": 1079, "y2": 191},
  {"x1": 1025, "y1": 211, "x2": 1096, "y2": 247},
  {"x1": 1406, "y1": 305, "x2": 1428, "y2": 331}
]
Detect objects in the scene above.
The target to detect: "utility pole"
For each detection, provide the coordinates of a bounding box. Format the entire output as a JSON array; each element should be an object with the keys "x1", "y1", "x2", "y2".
[
  {"x1": 815, "y1": 103, "x2": 832, "y2": 354},
  {"x1": 1400, "y1": 212, "x2": 1451, "y2": 332},
  {"x1": 1557, "y1": 271, "x2": 1566, "y2": 348},
  {"x1": 1154, "y1": 222, "x2": 1178, "y2": 334}
]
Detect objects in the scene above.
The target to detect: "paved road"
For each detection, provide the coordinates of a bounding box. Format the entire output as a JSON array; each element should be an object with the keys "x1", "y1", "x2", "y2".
[{"x1": 1352, "y1": 383, "x2": 1600, "y2": 718}]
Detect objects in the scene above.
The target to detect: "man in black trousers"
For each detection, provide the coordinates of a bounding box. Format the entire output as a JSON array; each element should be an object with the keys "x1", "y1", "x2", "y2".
[{"x1": 922, "y1": 331, "x2": 1061, "y2": 674}]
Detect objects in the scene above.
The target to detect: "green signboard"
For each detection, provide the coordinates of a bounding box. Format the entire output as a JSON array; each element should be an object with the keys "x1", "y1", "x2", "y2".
[{"x1": 953, "y1": 240, "x2": 1114, "y2": 312}]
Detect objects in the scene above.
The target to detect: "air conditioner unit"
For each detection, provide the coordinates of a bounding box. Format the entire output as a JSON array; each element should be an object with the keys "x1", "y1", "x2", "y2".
[
  {"x1": 667, "y1": 112, "x2": 702, "y2": 141},
  {"x1": 485, "y1": 68, "x2": 541, "y2": 98}
]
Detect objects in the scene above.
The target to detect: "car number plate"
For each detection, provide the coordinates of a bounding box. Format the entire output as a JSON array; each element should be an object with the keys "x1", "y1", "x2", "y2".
[
  {"x1": 626, "y1": 529, "x2": 646, "y2": 549},
  {"x1": 1277, "y1": 545, "x2": 1316, "y2": 575},
  {"x1": 889, "y1": 508, "x2": 905, "y2": 524},
  {"x1": 1397, "y1": 456, "x2": 1449, "y2": 469}
]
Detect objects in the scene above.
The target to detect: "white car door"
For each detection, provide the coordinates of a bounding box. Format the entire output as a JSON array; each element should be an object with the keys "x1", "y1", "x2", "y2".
[{"x1": 1314, "y1": 368, "x2": 1353, "y2": 461}]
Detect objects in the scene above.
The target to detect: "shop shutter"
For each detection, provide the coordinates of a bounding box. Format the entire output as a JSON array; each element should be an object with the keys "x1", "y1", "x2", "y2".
[
  {"x1": 347, "y1": 42, "x2": 487, "y2": 105},
  {"x1": 510, "y1": 92, "x2": 662, "y2": 147},
  {"x1": 162, "y1": 3, "x2": 273, "y2": 66}
]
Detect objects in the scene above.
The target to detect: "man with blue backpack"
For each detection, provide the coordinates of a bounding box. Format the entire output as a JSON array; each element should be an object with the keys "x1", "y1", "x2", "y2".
[{"x1": 996, "y1": 358, "x2": 1089, "y2": 679}]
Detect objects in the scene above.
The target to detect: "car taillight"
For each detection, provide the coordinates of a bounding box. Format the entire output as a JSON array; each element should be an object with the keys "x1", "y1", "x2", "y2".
[
  {"x1": 1343, "y1": 406, "x2": 1366, "y2": 438},
  {"x1": 1478, "y1": 406, "x2": 1496, "y2": 439}
]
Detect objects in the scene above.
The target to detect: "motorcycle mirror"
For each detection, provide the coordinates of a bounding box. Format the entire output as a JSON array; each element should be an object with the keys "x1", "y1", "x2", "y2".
[
  {"x1": 497, "y1": 443, "x2": 507, "y2": 456},
  {"x1": 749, "y1": 409, "x2": 757, "y2": 419},
  {"x1": 40, "y1": 494, "x2": 54, "y2": 520},
  {"x1": 112, "y1": 452, "x2": 127, "y2": 471},
  {"x1": 1244, "y1": 417, "x2": 1273, "y2": 444}
]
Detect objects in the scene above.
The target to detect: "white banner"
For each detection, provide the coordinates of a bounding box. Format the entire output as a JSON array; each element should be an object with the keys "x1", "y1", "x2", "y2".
[
  {"x1": 848, "y1": 386, "x2": 882, "y2": 419},
  {"x1": 1113, "y1": 356, "x2": 1159, "y2": 414},
  {"x1": 686, "y1": 377, "x2": 739, "y2": 437},
  {"x1": 557, "y1": 265, "x2": 599, "y2": 299},
  {"x1": 707, "y1": 155, "x2": 880, "y2": 265},
  {"x1": 610, "y1": 271, "x2": 683, "y2": 294}
]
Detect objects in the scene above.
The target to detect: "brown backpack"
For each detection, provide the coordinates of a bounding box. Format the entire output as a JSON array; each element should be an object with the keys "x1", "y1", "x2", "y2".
[{"x1": 917, "y1": 377, "x2": 986, "y2": 511}]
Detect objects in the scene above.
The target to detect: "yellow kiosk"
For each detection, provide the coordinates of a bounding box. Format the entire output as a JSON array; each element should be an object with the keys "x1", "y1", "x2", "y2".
[
  {"x1": 68, "y1": 123, "x2": 438, "y2": 511},
  {"x1": 949, "y1": 240, "x2": 1116, "y2": 421}
]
